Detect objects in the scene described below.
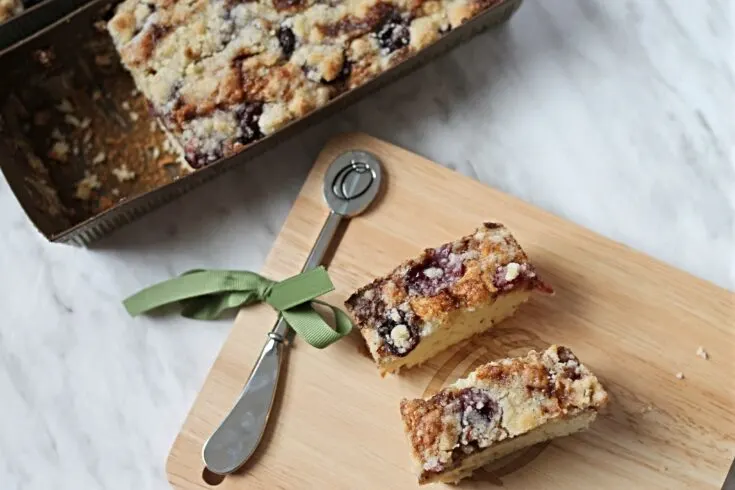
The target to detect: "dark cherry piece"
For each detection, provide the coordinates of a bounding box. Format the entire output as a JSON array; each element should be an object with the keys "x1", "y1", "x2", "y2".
[
  {"x1": 277, "y1": 26, "x2": 296, "y2": 58},
  {"x1": 405, "y1": 244, "x2": 465, "y2": 296},
  {"x1": 456, "y1": 388, "x2": 500, "y2": 446},
  {"x1": 375, "y1": 11, "x2": 410, "y2": 53},
  {"x1": 184, "y1": 144, "x2": 223, "y2": 169},
  {"x1": 234, "y1": 102, "x2": 264, "y2": 145},
  {"x1": 376, "y1": 308, "x2": 419, "y2": 357}
]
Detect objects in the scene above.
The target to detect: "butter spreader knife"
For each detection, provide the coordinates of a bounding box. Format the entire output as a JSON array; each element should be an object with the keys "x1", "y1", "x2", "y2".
[{"x1": 202, "y1": 150, "x2": 383, "y2": 475}]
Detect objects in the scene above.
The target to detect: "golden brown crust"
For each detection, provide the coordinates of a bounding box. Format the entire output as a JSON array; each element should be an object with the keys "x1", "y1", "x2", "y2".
[
  {"x1": 108, "y1": 0, "x2": 507, "y2": 168},
  {"x1": 0, "y1": 0, "x2": 22, "y2": 23},
  {"x1": 399, "y1": 345, "x2": 609, "y2": 483},
  {"x1": 344, "y1": 222, "x2": 553, "y2": 365}
]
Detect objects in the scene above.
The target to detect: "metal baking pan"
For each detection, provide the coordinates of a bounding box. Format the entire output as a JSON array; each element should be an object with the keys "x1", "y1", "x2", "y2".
[
  {"x1": 0, "y1": 0, "x2": 95, "y2": 51},
  {"x1": 0, "y1": 0, "x2": 523, "y2": 246}
]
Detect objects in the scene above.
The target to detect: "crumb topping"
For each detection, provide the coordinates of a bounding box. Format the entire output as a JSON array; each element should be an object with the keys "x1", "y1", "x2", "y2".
[
  {"x1": 399, "y1": 345, "x2": 608, "y2": 481},
  {"x1": 108, "y1": 0, "x2": 505, "y2": 168},
  {"x1": 0, "y1": 0, "x2": 22, "y2": 23},
  {"x1": 345, "y1": 223, "x2": 552, "y2": 359}
]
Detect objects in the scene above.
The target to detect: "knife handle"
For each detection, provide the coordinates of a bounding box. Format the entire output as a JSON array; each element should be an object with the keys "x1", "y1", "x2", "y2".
[{"x1": 202, "y1": 322, "x2": 287, "y2": 475}]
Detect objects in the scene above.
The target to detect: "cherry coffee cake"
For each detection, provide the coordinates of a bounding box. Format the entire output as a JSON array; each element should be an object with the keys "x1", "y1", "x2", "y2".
[
  {"x1": 345, "y1": 222, "x2": 553, "y2": 375},
  {"x1": 107, "y1": 0, "x2": 506, "y2": 168},
  {"x1": 399, "y1": 345, "x2": 609, "y2": 484}
]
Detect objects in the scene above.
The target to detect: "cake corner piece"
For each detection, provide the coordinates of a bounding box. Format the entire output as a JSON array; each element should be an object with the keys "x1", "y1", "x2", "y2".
[
  {"x1": 345, "y1": 222, "x2": 553, "y2": 375},
  {"x1": 399, "y1": 344, "x2": 608, "y2": 485}
]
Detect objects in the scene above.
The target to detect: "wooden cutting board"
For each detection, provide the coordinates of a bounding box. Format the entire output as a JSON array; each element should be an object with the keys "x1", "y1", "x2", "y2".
[{"x1": 166, "y1": 133, "x2": 734, "y2": 489}]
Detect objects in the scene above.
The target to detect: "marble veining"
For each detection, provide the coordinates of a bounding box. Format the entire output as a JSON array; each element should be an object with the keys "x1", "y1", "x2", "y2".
[{"x1": 0, "y1": 1, "x2": 732, "y2": 489}]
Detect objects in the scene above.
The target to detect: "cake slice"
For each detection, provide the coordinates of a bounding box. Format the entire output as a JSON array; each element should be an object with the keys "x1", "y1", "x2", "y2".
[
  {"x1": 345, "y1": 222, "x2": 552, "y2": 375},
  {"x1": 399, "y1": 345, "x2": 609, "y2": 484}
]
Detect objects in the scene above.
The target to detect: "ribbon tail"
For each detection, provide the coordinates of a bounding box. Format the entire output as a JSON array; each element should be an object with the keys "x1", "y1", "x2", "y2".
[
  {"x1": 281, "y1": 301, "x2": 353, "y2": 349},
  {"x1": 181, "y1": 291, "x2": 258, "y2": 320},
  {"x1": 123, "y1": 270, "x2": 268, "y2": 317}
]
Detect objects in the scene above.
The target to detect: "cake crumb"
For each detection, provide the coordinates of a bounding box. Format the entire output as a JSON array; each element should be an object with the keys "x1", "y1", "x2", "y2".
[
  {"x1": 92, "y1": 152, "x2": 106, "y2": 165},
  {"x1": 696, "y1": 346, "x2": 708, "y2": 360},
  {"x1": 149, "y1": 121, "x2": 157, "y2": 132},
  {"x1": 93, "y1": 20, "x2": 107, "y2": 32},
  {"x1": 121, "y1": 101, "x2": 130, "y2": 110},
  {"x1": 111, "y1": 188, "x2": 121, "y2": 196},
  {"x1": 83, "y1": 131, "x2": 93, "y2": 144},
  {"x1": 56, "y1": 99, "x2": 74, "y2": 113},
  {"x1": 112, "y1": 164, "x2": 136, "y2": 182},
  {"x1": 505, "y1": 262, "x2": 521, "y2": 281},
  {"x1": 675, "y1": 372, "x2": 685, "y2": 380},
  {"x1": 48, "y1": 141, "x2": 70, "y2": 162},
  {"x1": 74, "y1": 172, "x2": 101, "y2": 200},
  {"x1": 92, "y1": 90, "x2": 102, "y2": 101},
  {"x1": 50, "y1": 128, "x2": 64, "y2": 140},
  {"x1": 64, "y1": 114, "x2": 82, "y2": 128},
  {"x1": 79, "y1": 117, "x2": 92, "y2": 129},
  {"x1": 128, "y1": 111, "x2": 139, "y2": 122},
  {"x1": 33, "y1": 49, "x2": 55, "y2": 67}
]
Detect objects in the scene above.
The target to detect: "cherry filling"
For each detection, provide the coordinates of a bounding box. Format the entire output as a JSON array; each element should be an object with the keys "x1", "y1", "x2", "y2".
[
  {"x1": 376, "y1": 307, "x2": 419, "y2": 356},
  {"x1": 277, "y1": 26, "x2": 296, "y2": 58},
  {"x1": 375, "y1": 10, "x2": 410, "y2": 53},
  {"x1": 234, "y1": 101, "x2": 263, "y2": 145},
  {"x1": 423, "y1": 387, "x2": 502, "y2": 474},
  {"x1": 557, "y1": 346, "x2": 577, "y2": 363},
  {"x1": 184, "y1": 145, "x2": 223, "y2": 169},
  {"x1": 557, "y1": 346, "x2": 582, "y2": 381},
  {"x1": 456, "y1": 388, "x2": 499, "y2": 445},
  {"x1": 405, "y1": 244, "x2": 465, "y2": 296},
  {"x1": 272, "y1": 0, "x2": 304, "y2": 11}
]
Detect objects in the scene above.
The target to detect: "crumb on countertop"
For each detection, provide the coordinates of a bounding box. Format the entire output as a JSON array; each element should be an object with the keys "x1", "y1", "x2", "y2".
[{"x1": 675, "y1": 372, "x2": 685, "y2": 380}]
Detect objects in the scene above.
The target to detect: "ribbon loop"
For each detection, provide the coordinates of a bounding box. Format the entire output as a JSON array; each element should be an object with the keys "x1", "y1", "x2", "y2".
[{"x1": 122, "y1": 266, "x2": 352, "y2": 348}]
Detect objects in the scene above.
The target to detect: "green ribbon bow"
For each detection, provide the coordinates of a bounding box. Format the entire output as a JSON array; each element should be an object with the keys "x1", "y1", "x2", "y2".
[{"x1": 123, "y1": 266, "x2": 352, "y2": 349}]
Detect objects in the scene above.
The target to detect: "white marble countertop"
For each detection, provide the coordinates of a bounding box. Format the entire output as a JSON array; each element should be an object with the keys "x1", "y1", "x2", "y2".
[{"x1": 1, "y1": 1, "x2": 732, "y2": 488}]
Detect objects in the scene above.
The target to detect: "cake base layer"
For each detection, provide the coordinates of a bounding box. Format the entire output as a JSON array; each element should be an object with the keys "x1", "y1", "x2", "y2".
[
  {"x1": 378, "y1": 290, "x2": 530, "y2": 375},
  {"x1": 423, "y1": 411, "x2": 598, "y2": 484}
]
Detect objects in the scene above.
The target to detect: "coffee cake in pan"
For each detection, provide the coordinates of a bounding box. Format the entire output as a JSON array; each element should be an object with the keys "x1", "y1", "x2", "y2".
[{"x1": 107, "y1": 0, "x2": 506, "y2": 167}]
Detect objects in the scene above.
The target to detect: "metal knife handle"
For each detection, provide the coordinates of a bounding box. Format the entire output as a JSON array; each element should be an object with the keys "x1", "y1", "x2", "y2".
[
  {"x1": 202, "y1": 333, "x2": 285, "y2": 474},
  {"x1": 271, "y1": 211, "x2": 342, "y2": 339},
  {"x1": 202, "y1": 211, "x2": 343, "y2": 474}
]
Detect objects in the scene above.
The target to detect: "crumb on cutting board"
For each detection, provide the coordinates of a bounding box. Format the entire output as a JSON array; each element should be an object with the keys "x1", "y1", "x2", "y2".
[{"x1": 696, "y1": 346, "x2": 709, "y2": 360}]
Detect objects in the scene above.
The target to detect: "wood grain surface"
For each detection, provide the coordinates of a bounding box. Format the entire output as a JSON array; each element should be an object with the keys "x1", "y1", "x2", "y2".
[{"x1": 166, "y1": 133, "x2": 735, "y2": 489}]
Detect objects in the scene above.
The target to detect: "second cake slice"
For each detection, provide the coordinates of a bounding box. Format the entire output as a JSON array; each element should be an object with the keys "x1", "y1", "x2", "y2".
[{"x1": 345, "y1": 222, "x2": 553, "y2": 375}]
